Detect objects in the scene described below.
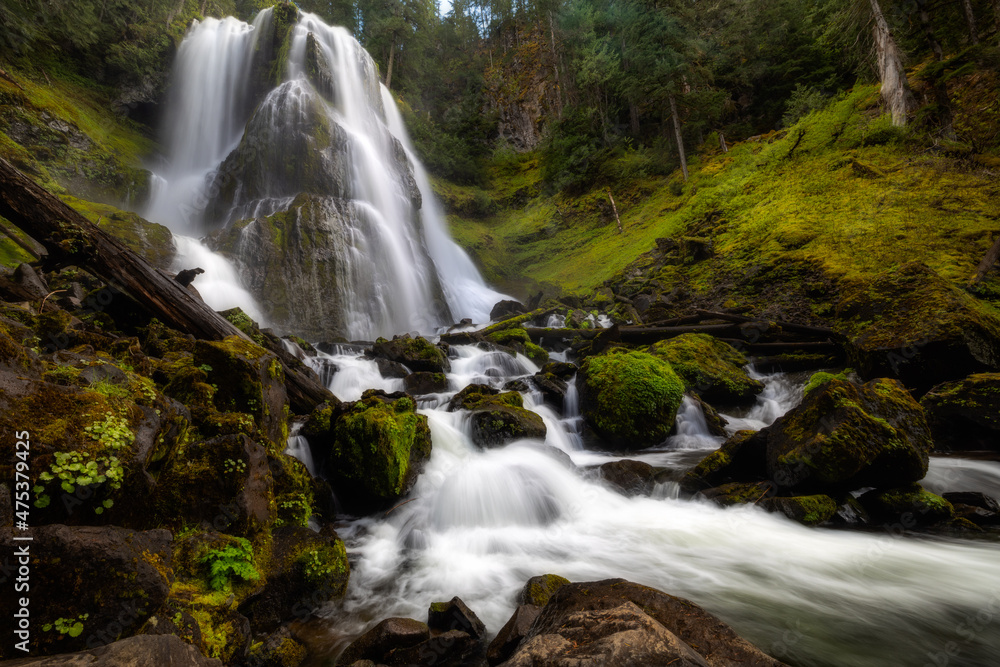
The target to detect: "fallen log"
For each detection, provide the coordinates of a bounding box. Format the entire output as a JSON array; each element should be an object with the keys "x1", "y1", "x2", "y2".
[
  {"x1": 693, "y1": 309, "x2": 838, "y2": 338},
  {"x1": 0, "y1": 157, "x2": 333, "y2": 413},
  {"x1": 717, "y1": 339, "x2": 843, "y2": 354}
]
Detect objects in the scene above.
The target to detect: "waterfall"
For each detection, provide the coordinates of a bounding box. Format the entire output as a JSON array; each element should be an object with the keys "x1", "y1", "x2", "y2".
[{"x1": 146, "y1": 8, "x2": 506, "y2": 341}]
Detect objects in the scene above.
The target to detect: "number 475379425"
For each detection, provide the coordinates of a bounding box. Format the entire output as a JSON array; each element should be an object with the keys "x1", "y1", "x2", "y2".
[{"x1": 14, "y1": 431, "x2": 31, "y2": 528}]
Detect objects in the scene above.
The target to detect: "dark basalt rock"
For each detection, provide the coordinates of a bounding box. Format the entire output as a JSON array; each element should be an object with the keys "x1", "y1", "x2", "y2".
[
  {"x1": 490, "y1": 299, "x2": 528, "y2": 321},
  {"x1": 486, "y1": 605, "x2": 541, "y2": 666},
  {"x1": 372, "y1": 334, "x2": 451, "y2": 374},
  {"x1": 859, "y1": 483, "x2": 955, "y2": 528},
  {"x1": 404, "y1": 371, "x2": 449, "y2": 395},
  {"x1": 0, "y1": 526, "x2": 173, "y2": 660},
  {"x1": 428, "y1": 597, "x2": 487, "y2": 640},
  {"x1": 920, "y1": 373, "x2": 1000, "y2": 452},
  {"x1": 599, "y1": 459, "x2": 659, "y2": 497}
]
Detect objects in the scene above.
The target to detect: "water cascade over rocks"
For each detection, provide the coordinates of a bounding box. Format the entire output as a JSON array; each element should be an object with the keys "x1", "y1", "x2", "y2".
[{"x1": 147, "y1": 6, "x2": 504, "y2": 340}]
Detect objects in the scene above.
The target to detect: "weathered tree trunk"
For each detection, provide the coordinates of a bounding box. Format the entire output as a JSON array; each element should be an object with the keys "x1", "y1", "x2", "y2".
[
  {"x1": 970, "y1": 235, "x2": 1000, "y2": 286},
  {"x1": 548, "y1": 11, "x2": 563, "y2": 117},
  {"x1": 719, "y1": 132, "x2": 728, "y2": 153},
  {"x1": 607, "y1": 189, "x2": 623, "y2": 234},
  {"x1": 668, "y1": 93, "x2": 689, "y2": 181},
  {"x1": 0, "y1": 157, "x2": 333, "y2": 413},
  {"x1": 869, "y1": 0, "x2": 914, "y2": 126},
  {"x1": 917, "y1": 2, "x2": 944, "y2": 61},
  {"x1": 385, "y1": 41, "x2": 396, "y2": 90},
  {"x1": 961, "y1": 0, "x2": 979, "y2": 44}
]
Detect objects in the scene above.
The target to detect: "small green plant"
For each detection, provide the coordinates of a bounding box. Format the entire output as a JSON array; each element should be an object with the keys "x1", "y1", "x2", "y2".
[
  {"x1": 223, "y1": 458, "x2": 247, "y2": 475},
  {"x1": 34, "y1": 450, "x2": 123, "y2": 511},
  {"x1": 200, "y1": 538, "x2": 260, "y2": 591},
  {"x1": 84, "y1": 413, "x2": 134, "y2": 450},
  {"x1": 42, "y1": 614, "x2": 89, "y2": 638}
]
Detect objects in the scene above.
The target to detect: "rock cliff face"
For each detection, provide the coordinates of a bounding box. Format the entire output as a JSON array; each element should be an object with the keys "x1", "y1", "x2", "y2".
[{"x1": 484, "y1": 27, "x2": 561, "y2": 151}]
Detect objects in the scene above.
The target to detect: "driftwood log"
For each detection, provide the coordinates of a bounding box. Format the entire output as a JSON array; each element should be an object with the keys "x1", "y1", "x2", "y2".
[{"x1": 0, "y1": 157, "x2": 332, "y2": 413}]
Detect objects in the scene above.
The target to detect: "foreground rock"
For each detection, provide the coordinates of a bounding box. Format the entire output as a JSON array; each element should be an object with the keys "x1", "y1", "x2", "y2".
[
  {"x1": 920, "y1": 373, "x2": 1000, "y2": 452},
  {"x1": 649, "y1": 333, "x2": 764, "y2": 406},
  {"x1": 0, "y1": 634, "x2": 221, "y2": 666},
  {"x1": 338, "y1": 597, "x2": 487, "y2": 666},
  {"x1": 496, "y1": 579, "x2": 785, "y2": 667},
  {"x1": 0, "y1": 526, "x2": 173, "y2": 659},
  {"x1": 835, "y1": 262, "x2": 1000, "y2": 391},
  {"x1": 579, "y1": 349, "x2": 684, "y2": 450}
]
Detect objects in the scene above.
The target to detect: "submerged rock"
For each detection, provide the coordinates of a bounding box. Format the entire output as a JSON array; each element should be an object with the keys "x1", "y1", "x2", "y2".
[
  {"x1": 578, "y1": 349, "x2": 685, "y2": 450},
  {"x1": 649, "y1": 333, "x2": 764, "y2": 406},
  {"x1": 497, "y1": 578, "x2": 786, "y2": 667},
  {"x1": 920, "y1": 373, "x2": 1000, "y2": 452}
]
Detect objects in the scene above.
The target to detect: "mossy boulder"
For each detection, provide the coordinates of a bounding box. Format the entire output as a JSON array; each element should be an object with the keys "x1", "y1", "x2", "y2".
[
  {"x1": 578, "y1": 350, "x2": 685, "y2": 450},
  {"x1": 763, "y1": 377, "x2": 933, "y2": 492},
  {"x1": 322, "y1": 390, "x2": 432, "y2": 513},
  {"x1": 517, "y1": 574, "x2": 571, "y2": 607},
  {"x1": 920, "y1": 373, "x2": 1000, "y2": 452},
  {"x1": 835, "y1": 263, "x2": 1000, "y2": 391},
  {"x1": 154, "y1": 434, "x2": 275, "y2": 539},
  {"x1": 0, "y1": 525, "x2": 173, "y2": 660},
  {"x1": 759, "y1": 495, "x2": 839, "y2": 526},
  {"x1": 858, "y1": 484, "x2": 955, "y2": 528},
  {"x1": 699, "y1": 481, "x2": 775, "y2": 507},
  {"x1": 63, "y1": 195, "x2": 175, "y2": 269},
  {"x1": 238, "y1": 526, "x2": 349, "y2": 635},
  {"x1": 404, "y1": 371, "x2": 449, "y2": 395},
  {"x1": 649, "y1": 334, "x2": 763, "y2": 406},
  {"x1": 484, "y1": 327, "x2": 549, "y2": 366},
  {"x1": 446, "y1": 383, "x2": 546, "y2": 448},
  {"x1": 193, "y1": 336, "x2": 288, "y2": 449},
  {"x1": 372, "y1": 334, "x2": 451, "y2": 374},
  {"x1": 681, "y1": 429, "x2": 768, "y2": 493},
  {"x1": 246, "y1": 626, "x2": 309, "y2": 667}
]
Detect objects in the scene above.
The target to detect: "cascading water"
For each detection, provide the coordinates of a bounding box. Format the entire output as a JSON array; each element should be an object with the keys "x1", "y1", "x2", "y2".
[
  {"x1": 146, "y1": 8, "x2": 506, "y2": 340},
  {"x1": 296, "y1": 345, "x2": 1000, "y2": 667}
]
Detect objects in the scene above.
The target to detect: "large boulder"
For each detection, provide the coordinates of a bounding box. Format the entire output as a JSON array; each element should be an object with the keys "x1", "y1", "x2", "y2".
[
  {"x1": 498, "y1": 579, "x2": 785, "y2": 667},
  {"x1": 372, "y1": 335, "x2": 451, "y2": 374},
  {"x1": 0, "y1": 526, "x2": 173, "y2": 659},
  {"x1": 578, "y1": 350, "x2": 685, "y2": 450},
  {"x1": 0, "y1": 634, "x2": 221, "y2": 666},
  {"x1": 154, "y1": 433, "x2": 274, "y2": 538},
  {"x1": 835, "y1": 263, "x2": 1000, "y2": 391},
  {"x1": 447, "y1": 384, "x2": 546, "y2": 448},
  {"x1": 193, "y1": 336, "x2": 289, "y2": 449},
  {"x1": 238, "y1": 526, "x2": 350, "y2": 634},
  {"x1": 683, "y1": 376, "x2": 934, "y2": 501},
  {"x1": 649, "y1": 334, "x2": 764, "y2": 406},
  {"x1": 318, "y1": 390, "x2": 432, "y2": 513},
  {"x1": 763, "y1": 377, "x2": 933, "y2": 492},
  {"x1": 920, "y1": 373, "x2": 1000, "y2": 452}
]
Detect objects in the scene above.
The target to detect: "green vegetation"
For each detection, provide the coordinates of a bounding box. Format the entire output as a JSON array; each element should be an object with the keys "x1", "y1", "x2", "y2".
[
  {"x1": 649, "y1": 334, "x2": 763, "y2": 405},
  {"x1": 579, "y1": 349, "x2": 685, "y2": 449},
  {"x1": 200, "y1": 537, "x2": 261, "y2": 591}
]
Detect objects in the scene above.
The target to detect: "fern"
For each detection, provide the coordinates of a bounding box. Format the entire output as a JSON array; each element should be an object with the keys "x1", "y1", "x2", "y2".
[{"x1": 199, "y1": 538, "x2": 260, "y2": 591}]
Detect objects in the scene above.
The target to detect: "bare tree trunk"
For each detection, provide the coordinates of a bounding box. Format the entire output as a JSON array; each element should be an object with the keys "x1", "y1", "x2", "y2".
[
  {"x1": 548, "y1": 11, "x2": 563, "y2": 118},
  {"x1": 385, "y1": 41, "x2": 396, "y2": 90},
  {"x1": 869, "y1": 0, "x2": 913, "y2": 126},
  {"x1": 607, "y1": 189, "x2": 623, "y2": 234},
  {"x1": 719, "y1": 132, "x2": 728, "y2": 153},
  {"x1": 629, "y1": 101, "x2": 640, "y2": 136},
  {"x1": 669, "y1": 93, "x2": 689, "y2": 181},
  {"x1": 961, "y1": 0, "x2": 979, "y2": 44},
  {"x1": 917, "y1": 2, "x2": 944, "y2": 61}
]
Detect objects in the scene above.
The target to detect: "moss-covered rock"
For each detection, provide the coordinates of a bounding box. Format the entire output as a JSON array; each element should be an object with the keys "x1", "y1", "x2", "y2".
[
  {"x1": 404, "y1": 371, "x2": 449, "y2": 395},
  {"x1": 648, "y1": 334, "x2": 763, "y2": 406},
  {"x1": 681, "y1": 429, "x2": 768, "y2": 495},
  {"x1": 62, "y1": 195, "x2": 175, "y2": 269},
  {"x1": 699, "y1": 481, "x2": 775, "y2": 507},
  {"x1": 446, "y1": 383, "x2": 546, "y2": 448},
  {"x1": 154, "y1": 434, "x2": 275, "y2": 540},
  {"x1": 759, "y1": 495, "x2": 838, "y2": 526},
  {"x1": 485, "y1": 327, "x2": 549, "y2": 366},
  {"x1": 764, "y1": 377, "x2": 933, "y2": 492},
  {"x1": 372, "y1": 334, "x2": 451, "y2": 374},
  {"x1": 835, "y1": 263, "x2": 1000, "y2": 391},
  {"x1": 578, "y1": 349, "x2": 685, "y2": 450},
  {"x1": 193, "y1": 336, "x2": 288, "y2": 450},
  {"x1": 858, "y1": 484, "x2": 955, "y2": 528},
  {"x1": 238, "y1": 526, "x2": 349, "y2": 635},
  {"x1": 517, "y1": 574, "x2": 571, "y2": 607},
  {"x1": 0, "y1": 525, "x2": 173, "y2": 660},
  {"x1": 321, "y1": 390, "x2": 431, "y2": 513},
  {"x1": 920, "y1": 373, "x2": 1000, "y2": 452}
]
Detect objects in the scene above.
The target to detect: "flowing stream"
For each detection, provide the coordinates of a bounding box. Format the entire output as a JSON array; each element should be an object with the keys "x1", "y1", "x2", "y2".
[{"x1": 295, "y1": 346, "x2": 1000, "y2": 667}]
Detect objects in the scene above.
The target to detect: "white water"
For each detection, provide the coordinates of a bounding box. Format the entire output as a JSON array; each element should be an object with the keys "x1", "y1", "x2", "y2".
[
  {"x1": 146, "y1": 10, "x2": 506, "y2": 339},
  {"x1": 300, "y1": 347, "x2": 1000, "y2": 667}
]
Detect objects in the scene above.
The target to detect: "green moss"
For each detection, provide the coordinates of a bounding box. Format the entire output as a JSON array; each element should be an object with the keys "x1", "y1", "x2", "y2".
[
  {"x1": 522, "y1": 574, "x2": 570, "y2": 607},
  {"x1": 329, "y1": 392, "x2": 432, "y2": 505},
  {"x1": 296, "y1": 541, "x2": 349, "y2": 588},
  {"x1": 804, "y1": 370, "x2": 850, "y2": 395},
  {"x1": 649, "y1": 334, "x2": 763, "y2": 404},
  {"x1": 580, "y1": 350, "x2": 685, "y2": 448}
]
